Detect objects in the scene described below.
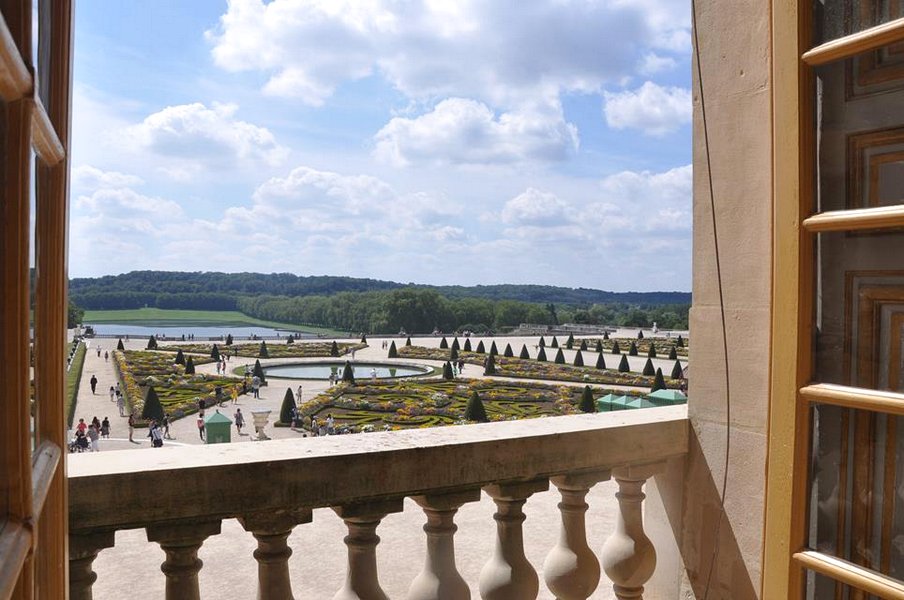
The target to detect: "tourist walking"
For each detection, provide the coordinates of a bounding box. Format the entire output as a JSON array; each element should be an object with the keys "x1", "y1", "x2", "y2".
[
  {"x1": 148, "y1": 421, "x2": 163, "y2": 448},
  {"x1": 116, "y1": 393, "x2": 125, "y2": 417},
  {"x1": 234, "y1": 408, "x2": 244, "y2": 435},
  {"x1": 89, "y1": 374, "x2": 98, "y2": 394},
  {"x1": 76, "y1": 418, "x2": 87, "y2": 434},
  {"x1": 197, "y1": 413, "x2": 206, "y2": 441},
  {"x1": 251, "y1": 375, "x2": 261, "y2": 399},
  {"x1": 100, "y1": 417, "x2": 110, "y2": 439},
  {"x1": 91, "y1": 416, "x2": 101, "y2": 432},
  {"x1": 296, "y1": 384, "x2": 303, "y2": 403},
  {"x1": 108, "y1": 386, "x2": 115, "y2": 403},
  {"x1": 230, "y1": 387, "x2": 239, "y2": 405},
  {"x1": 162, "y1": 414, "x2": 171, "y2": 439},
  {"x1": 127, "y1": 413, "x2": 135, "y2": 442},
  {"x1": 87, "y1": 424, "x2": 100, "y2": 452},
  {"x1": 104, "y1": 351, "x2": 109, "y2": 362}
]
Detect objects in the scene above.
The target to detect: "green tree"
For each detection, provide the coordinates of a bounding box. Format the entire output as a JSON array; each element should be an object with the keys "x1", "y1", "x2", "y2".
[
  {"x1": 464, "y1": 339, "x2": 472, "y2": 351},
  {"x1": 342, "y1": 361, "x2": 355, "y2": 384},
  {"x1": 259, "y1": 341, "x2": 269, "y2": 358},
  {"x1": 174, "y1": 349, "x2": 185, "y2": 365},
  {"x1": 142, "y1": 386, "x2": 165, "y2": 423},
  {"x1": 443, "y1": 362, "x2": 454, "y2": 380},
  {"x1": 253, "y1": 359, "x2": 265, "y2": 383},
  {"x1": 476, "y1": 341, "x2": 485, "y2": 354},
  {"x1": 211, "y1": 344, "x2": 220, "y2": 361},
  {"x1": 611, "y1": 341, "x2": 621, "y2": 354},
  {"x1": 551, "y1": 336, "x2": 559, "y2": 348},
  {"x1": 504, "y1": 343, "x2": 514, "y2": 358},
  {"x1": 484, "y1": 353, "x2": 496, "y2": 375},
  {"x1": 465, "y1": 391, "x2": 488, "y2": 422},
  {"x1": 554, "y1": 348, "x2": 565, "y2": 364},
  {"x1": 279, "y1": 388, "x2": 296, "y2": 424},
  {"x1": 618, "y1": 355, "x2": 630, "y2": 373},
  {"x1": 537, "y1": 347, "x2": 548, "y2": 362},
  {"x1": 388, "y1": 341, "x2": 398, "y2": 358},
  {"x1": 595, "y1": 353, "x2": 606, "y2": 370},
  {"x1": 489, "y1": 341, "x2": 498, "y2": 355},
  {"x1": 117, "y1": 339, "x2": 125, "y2": 351},
  {"x1": 439, "y1": 337, "x2": 449, "y2": 349},
  {"x1": 566, "y1": 333, "x2": 574, "y2": 349},
  {"x1": 185, "y1": 356, "x2": 196, "y2": 374},
  {"x1": 225, "y1": 334, "x2": 233, "y2": 346},
  {"x1": 67, "y1": 299, "x2": 84, "y2": 328},
  {"x1": 671, "y1": 360, "x2": 684, "y2": 380},
  {"x1": 574, "y1": 352, "x2": 584, "y2": 367},
  {"x1": 146, "y1": 335, "x2": 158, "y2": 350},
  {"x1": 519, "y1": 345, "x2": 530, "y2": 359},
  {"x1": 668, "y1": 345, "x2": 678, "y2": 360},
  {"x1": 652, "y1": 368, "x2": 666, "y2": 392},
  {"x1": 628, "y1": 341, "x2": 638, "y2": 356},
  {"x1": 642, "y1": 358, "x2": 655, "y2": 376},
  {"x1": 451, "y1": 338, "x2": 460, "y2": 352},
  {"x1": 648, "y1": 344, "x2": 657, "y2": 358},
  {"x1": 450, "y1": 347, "x2": 459, "y2": 361},
  {"x1": 580, "y1": 385, "x2": 596, "y2": 413},
  {"x1": 330, "y1": 341, "x2": 340, "y2": 357}
]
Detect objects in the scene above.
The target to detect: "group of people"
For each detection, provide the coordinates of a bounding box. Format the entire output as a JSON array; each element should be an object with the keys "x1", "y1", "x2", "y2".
[{"x1": 70, "y1": 416, "x2": 110, "y2": 452}]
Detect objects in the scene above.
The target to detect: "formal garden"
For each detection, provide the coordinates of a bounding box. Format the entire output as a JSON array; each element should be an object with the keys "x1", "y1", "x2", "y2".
[{"x1": 156, "y1": 338, "x2": 366, "y2": 359}]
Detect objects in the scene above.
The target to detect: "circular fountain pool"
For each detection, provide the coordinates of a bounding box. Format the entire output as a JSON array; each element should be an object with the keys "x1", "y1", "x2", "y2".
[{"x1": 262, "y1": 361, "x2": 432, "y2": 380}]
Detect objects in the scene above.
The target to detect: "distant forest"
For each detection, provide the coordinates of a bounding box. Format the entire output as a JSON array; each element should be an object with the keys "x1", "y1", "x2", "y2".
[{"x1": 71, "y1": 271, "x2": 691, "y2": 333}]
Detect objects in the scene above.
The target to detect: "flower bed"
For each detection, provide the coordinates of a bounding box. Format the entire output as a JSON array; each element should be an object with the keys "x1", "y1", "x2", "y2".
[
  {"x1": 113, "y1": 350, "x2": 245, "y2": 423},
  {"x1": 396, "y1": 346, "x2": 681, "y2": 388},
  {"x1": 158, "y1": 341, "x2": 365, "y2": 359},
  {"x1": 297, "y1": 378, "x2": 640, "y2": 432},
  {"x1": 578, "y1": 337, "x2": 689, "y2": 357}
]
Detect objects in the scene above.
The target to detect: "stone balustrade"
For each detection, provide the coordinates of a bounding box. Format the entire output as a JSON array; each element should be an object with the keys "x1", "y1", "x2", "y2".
[{"x1": 68, "y1": 406, "x2": 687, "y2": 599}]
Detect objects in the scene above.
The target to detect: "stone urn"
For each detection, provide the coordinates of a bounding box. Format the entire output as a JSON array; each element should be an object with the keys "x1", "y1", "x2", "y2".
[{"x1": 251, "y1": 409, "x2": 271, "y2": 441}]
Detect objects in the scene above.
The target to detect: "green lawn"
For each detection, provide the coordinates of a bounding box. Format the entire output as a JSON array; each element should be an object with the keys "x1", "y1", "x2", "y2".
[{"x1": 83, "y1": 308, "x2": 341, "y2": 335}]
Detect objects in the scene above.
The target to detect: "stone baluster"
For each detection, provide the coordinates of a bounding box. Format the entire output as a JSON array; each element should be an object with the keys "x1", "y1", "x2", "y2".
[
  {"x1": 600, "y1": 463, "x2": 663, "y2": 600},
  {"x1": 146, "y1": 519, "x2": 222, "y2": 600},
  {"x1": 333, "y1": 498, "x2": 404, "y2": 600},
  {"x1": 239, "y1": 508, "x2": 313, "y2": 600},
  {"x1": 407, "y1": 488, "x2": 482, "y2": 600},
  {"x1": 543, "y1": 469, "x2": 611, "y2": 600},
  {"x1": 69, "y1": 530, "x2": 116, "y2": 600},
  {"x1": 479, "y1": 479, "x2": 549, "y2": 600}
]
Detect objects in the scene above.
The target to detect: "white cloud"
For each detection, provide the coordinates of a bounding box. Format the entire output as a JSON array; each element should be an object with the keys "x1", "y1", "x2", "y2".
[
  {"x1": 502, "y1": 188, "x2": 573, "y2": 225},
  {"x1": 603, "y1": 81, "x2": 691, "y2": 136},
  {"x1": 72, "y1": 165, "x2": 144, "y2": 191},
  {"x1": 121, "y1": 102, "x2": 289, "y2": 174},
  {"x1": 639, "y1": 52, "x2": 677, "y2": 75},
  {"x1": 207, "y1": 0, "x2": 689, "y2": 107},
  {"x1": 373, "y1": 98, "x2": 578, "y2": 167}
]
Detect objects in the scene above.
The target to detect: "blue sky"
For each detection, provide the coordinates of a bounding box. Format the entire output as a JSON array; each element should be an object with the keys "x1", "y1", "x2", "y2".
[{"x1": 69, "y1": 0, "x2": 692, "y2": 291}]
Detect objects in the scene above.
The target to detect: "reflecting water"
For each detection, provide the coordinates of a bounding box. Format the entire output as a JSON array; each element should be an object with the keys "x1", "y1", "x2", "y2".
[{"x1": 264, "y1": 361, "x2": 430, "y2": 380}]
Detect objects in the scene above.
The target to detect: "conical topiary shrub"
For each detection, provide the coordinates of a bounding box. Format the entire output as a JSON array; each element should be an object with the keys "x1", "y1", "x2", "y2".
[
  {"x1": 603, "y1": 331, "x2": 610, "y2": 340},
  {"x1": 611, "y1": 341, "x2": 621, "y2": 354},
  {"x1": 676, "y1": 335, "x2": 684, "y2": 348},
  {"x1": 537, "y1": 347, "x2": 548, "y2": 362},
  {"x1": 580, "y1": 385, "x2": 596, "y2": 413},
  {"x1": 253, "y1": 359, "x2": 266, "y2": 383},
  {"x1": 554, "y1": 348, "x2": 565, "y2": 364},
  {"x1": 406, "y1": 336, "x2": 412, "y2": 346},
  {"x1": 439, "y1": 337, "x2": 449, "y2": 349},
  {"x1": 211, "y1": 344, "x2": 220, "y2": 361},
  {"x1": 443, "y1": 361, "x2": 454, "y2": 380},
  {"x1": 618, "y1": 355, "x2": 630, "y2": 373},
  {"x1": 648, "y1": 344, "x2": 657, "y2": 358},
  {"x1": 484, "y1": 353, "x2": 496, "y2": 375},
  {"x1": 551, "y1": 336, "x2": 559, "y2": 348},
  {"x1": 361, "y1": 334, "x2": 367, "y2": 344},
  {"x1": 388, "y1": 341, "x2": 398, "y2": 358},
  {"x1": 566, "y1": 333, "x2": 574, "y2": 349},
  {"x1": 519, "y1": 345, "x2": 530, "y2": 359},
  {"x1": 147, "y1": 335, "x2": 158, "y2": 350},
  {"x1": 225, "y1": 334, "x2": 233, "y2": 346},
  {"x1": 450, "y1": 347, "x2": 459, "y2": 361},
  {"x1": 142, "y1": 386, "x2": 165, "y2": 424},
  {"x1": 476, "y1": 341, "x2": 485, "y2": 354},
  {"x1": 117, "y1": 338, "x2": 125, "y2": 351},
  {"x1": 185, "y1": 356, "x2": 196, "y2": 375},
  {"x1": 668, "y1": 345, "x2": 678, "y2": 360},
  {"x1": 628, "y1": 341, "x2": 638, "y2": 356},
  {"x1": 465, "y1": 391, "x2": 488, "y2": 423},
  {"x1": 259, "y1": 341, "x2": 269, "y2": 358},
  {"x1": 464, "y1": 338, "x2": 472, "y2": 352},
  {"x1": 595, "y1": 340, "x2": 602, "y2": 353},
  {"x1": 595, "y1": 353, "x2": 606, "y2": 370},
  {"x1": 652, "y1": 368, "x2": 666, "y2": 392},
  {"x1": 579, "y1": 340, "x2": 587, "y2": 351},
  {"x1": 342, "y1": 361, "x2": 355, "y2": 384},
  {"x1": 174, "y1": 349, "x2": 185, "y2": 365},
  {"x1": 574, "y1": 352, "x2": 584, "y2": 367},
  {"x1": 489, "y1": 341, "x2": 498, "y2": 356},
  {"x1": 504, "y1": 343, "x2": 514, "y2": 358},
  {"x1": 451, "y1": 338, "x2": 460, "y2": 352},
  {"x1": 638, "y1": 330, "x2": 644, "y2": 339},
  {"x1": 671, "y1": 360, "x2": 684, "y2": 380},
  {"x1": 286, "y1": 334, "x2": 295, "y2": 345},
  {"x1": 280, "y1": 388, "x2": 296, "y2": 424},
  {"x1": 539, "y1": 337, "x2": 546, "y2": 348},
  {"x1": 642, "y1": 358, "x2": 655, "y2": 376},
  {"x1": 330, "y1": 341, "x2": 339, "y2": 357}
]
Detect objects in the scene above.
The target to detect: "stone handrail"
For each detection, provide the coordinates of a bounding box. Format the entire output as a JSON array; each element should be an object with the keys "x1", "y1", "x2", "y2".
[{"x1": 69, "y1": 406, "x2": 688, "y2": 599}]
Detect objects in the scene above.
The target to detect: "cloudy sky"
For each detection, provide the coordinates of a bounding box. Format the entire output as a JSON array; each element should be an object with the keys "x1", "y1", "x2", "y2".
[{"x1": 70, "y1": 0, "x2": 692, "y2": 291}]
